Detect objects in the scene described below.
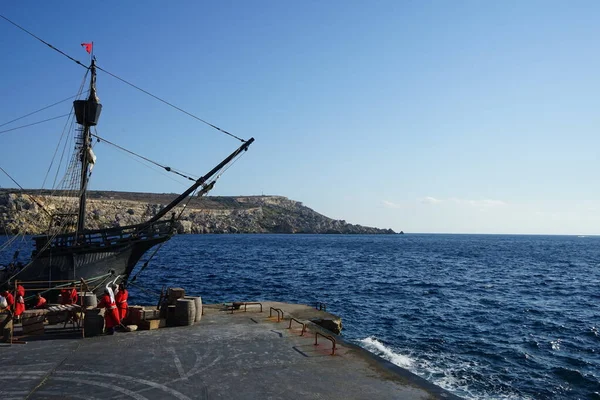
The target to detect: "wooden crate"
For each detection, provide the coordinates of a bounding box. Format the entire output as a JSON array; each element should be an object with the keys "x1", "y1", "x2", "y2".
[
  {"x1": 167, "y1": 288, "x2": 185, "y2": 305},
  {"x1": 22, "y1": 321, "x2": 44, "y2": 335},
  {"x1": 142, "y1": 309, "x2": 160, "y2": 320},
  {"x1": 138, "y1": 319, "x2": 160, "y2": 330},
  {"x1": 128, "y1": 306, "x2": 144, "y2": 325}
]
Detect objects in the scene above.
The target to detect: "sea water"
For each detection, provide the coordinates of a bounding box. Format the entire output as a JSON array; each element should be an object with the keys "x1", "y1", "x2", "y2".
[{"x1": 2, "y1": 234, "x2": 599, "y2": 399}]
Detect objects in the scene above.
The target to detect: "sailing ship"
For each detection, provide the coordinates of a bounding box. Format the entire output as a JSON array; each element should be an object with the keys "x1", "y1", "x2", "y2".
[{"x1": 0, "y1": 31, "x2": 254, "y2": 293}]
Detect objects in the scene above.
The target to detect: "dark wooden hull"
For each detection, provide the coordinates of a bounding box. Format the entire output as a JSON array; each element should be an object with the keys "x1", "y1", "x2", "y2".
[
  {"x1": 17, "y1": 236, "x2": 168, "y2": 282},
  {"x1": 3, "y1": 221, "x2": 174, "y2": 295}
]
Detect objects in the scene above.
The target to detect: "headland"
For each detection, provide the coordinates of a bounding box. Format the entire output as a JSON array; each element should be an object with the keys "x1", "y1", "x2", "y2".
[{"x1": 0, "y1": 190, "x2": 396, "y2": 235}]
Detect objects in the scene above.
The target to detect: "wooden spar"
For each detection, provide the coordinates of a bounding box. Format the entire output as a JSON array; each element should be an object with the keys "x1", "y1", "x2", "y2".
[
  {"x1": 146, "y1": 137, "x2": 255, "y2": 224},
  {"x1": 80, "y1": 278, "x2": 91, "y2": 293}
]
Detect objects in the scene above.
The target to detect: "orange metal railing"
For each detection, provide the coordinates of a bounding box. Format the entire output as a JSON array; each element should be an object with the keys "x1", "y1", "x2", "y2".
[
  {"x1": 269, "y1": 307, "x2": 284, "y2": 322},
  {"x1": 314, "y1": 332, "x2": 336, "y2": 355},
  {"x1": 288, "y1": 317, "x2": 306, "y2": 336}
]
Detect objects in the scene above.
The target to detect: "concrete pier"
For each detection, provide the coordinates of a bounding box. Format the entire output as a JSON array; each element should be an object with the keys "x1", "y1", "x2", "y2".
[{"x1": 0, "y1": 301, "x2": 461, "y2": 399}]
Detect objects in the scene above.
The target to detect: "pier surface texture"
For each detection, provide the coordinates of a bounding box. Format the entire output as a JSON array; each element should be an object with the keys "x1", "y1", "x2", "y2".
[{"x1": 1, "y1": 301, "x2": 460, "y2": 399}]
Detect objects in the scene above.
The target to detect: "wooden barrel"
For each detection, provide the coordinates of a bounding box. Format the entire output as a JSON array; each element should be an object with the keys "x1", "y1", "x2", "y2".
[
  {"x1": 184, "y1": 296, "x2": 202, "y2": 323},
  {"x1": 78, "y1": 292, "x2": 97, "y2": 308},
  {"x1": 175, "y1": 299, "x2": 195, "y2": 326},
  {"x1": 166, "y1": 305, "x2": 177, "y2": 327},
  {"x1": 83, "y1": 309, "x2": 105, "y2": 337}
]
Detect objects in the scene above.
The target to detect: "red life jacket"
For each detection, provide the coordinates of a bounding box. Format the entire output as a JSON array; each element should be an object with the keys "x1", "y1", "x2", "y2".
[
  {"x1": 14, "y1": 295, "x2": 25, "y2": 316},
  {"x1": 97, "y1": 293, "x2": 121, "y2": 329},
  {"x1": 61, "y1": 288, "x2": 78, "y2": 305},
  {"x1": 34, "y1": 296, "x2": 47, "y2": 309},
  {"x1": 115, "y1": 289, "x2": 128, "y2": 308},
  {"x1": 115, "y1": 289, "x2": 128, "y2": 320}
]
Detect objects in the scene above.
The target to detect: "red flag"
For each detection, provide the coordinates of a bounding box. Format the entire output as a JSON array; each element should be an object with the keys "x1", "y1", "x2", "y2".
[{"x1": 81, "y1": 42, "x2": 93, "y2": 54}]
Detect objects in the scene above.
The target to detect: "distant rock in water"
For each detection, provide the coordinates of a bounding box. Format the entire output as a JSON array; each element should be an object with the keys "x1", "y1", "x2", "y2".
[{"x1": 0, "y1": 190, "x2": 396, "y2": 235}]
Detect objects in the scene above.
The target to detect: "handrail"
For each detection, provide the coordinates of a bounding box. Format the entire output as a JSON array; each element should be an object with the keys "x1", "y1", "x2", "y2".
[
  {"x1": 315, "y1": 302, "x2": 327, "y2": 312},
  {"x1": 33, "y1": 219, "x2": 172, "y2": 239},
  {"x1": 288, "y1": 317, "x2": 306, "y2": 336},
  {"x1": 269, "y1": 307, "x2": 283, "y2": 322},
  {"x1": 243, "y1": 302, "x2": 263, "y2": 312},
  {"x1": 33, "y1": 219, "x2": 174, "y2": 251},
  {"x1": 314, "y1": 332, "x2": 336, "y2": 355}
]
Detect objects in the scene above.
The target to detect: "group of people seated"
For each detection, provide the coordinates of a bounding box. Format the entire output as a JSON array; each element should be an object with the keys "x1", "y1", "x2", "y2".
[
  {"x1": 0, "y1": 282, "x2": 129, "y2": 335},
  {"x1": 0, "y1": 286, "x2": 79, "y2": 319}
]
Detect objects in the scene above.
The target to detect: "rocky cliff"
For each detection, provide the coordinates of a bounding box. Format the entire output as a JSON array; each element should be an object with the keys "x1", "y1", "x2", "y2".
[{"x1": 0, "y1": 190, "x2": 395, "y2": 235}]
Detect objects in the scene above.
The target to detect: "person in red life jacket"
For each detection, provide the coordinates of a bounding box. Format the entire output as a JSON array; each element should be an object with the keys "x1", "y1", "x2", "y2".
[
  {"x1": 115, "y1": 283, "x2": 128, "y2": 321},
  {"x1": 60, "y1": 287, "x2": 78, "y2": 305},
  {"x1": 33, "y1": 293, "x2": 47, "y2": 309},
  {"x1": 97, "y1": 286, "x2": 120, "y2": 335},
  {"x1": 14, "y1": 287, "x2": 25, "y2": 320},
  {"x1": 15, "y1": 291, "x2": 25, "y2": 319},
  {"x1": 2, "y1": 290, "x2": 14, "y2": 310},
  {"x1": 59, "y1": 287, "x2": 80, "y2": 323}
]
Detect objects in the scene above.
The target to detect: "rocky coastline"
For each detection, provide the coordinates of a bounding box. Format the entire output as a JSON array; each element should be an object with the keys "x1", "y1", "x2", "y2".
[{"x1": 0, "y1": 190, "x2": 395, "y2": 235}]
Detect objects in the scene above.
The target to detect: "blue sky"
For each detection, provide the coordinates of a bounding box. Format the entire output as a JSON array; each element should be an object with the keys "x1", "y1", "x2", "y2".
[{"x1": 1, "y1": 1, "x2": 599, "y2": 234}]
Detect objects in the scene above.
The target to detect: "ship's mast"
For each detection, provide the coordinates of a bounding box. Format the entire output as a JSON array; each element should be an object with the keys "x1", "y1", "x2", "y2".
[{"x1": 73, "y1": 59, "x2": 102, "y2": 238}]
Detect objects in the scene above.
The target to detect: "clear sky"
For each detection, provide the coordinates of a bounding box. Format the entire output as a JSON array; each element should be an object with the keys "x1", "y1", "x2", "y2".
[{"x1": 1, "y1": 1, "x2": 599, "y2": 235}]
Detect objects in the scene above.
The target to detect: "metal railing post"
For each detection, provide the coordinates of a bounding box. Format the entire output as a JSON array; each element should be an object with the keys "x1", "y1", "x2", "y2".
[
  {"x1": 288, "y1": 318, "x2": 306, "y2": 336},
  {"x1": 314, "y1": 332, "x2": 336, "y2": 355}
]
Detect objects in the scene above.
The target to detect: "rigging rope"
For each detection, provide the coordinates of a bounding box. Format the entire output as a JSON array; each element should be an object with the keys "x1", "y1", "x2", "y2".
[
  {"x1": 42, "y1": 111, "x2": 75, "y2": 189},
  {"x1": 0, "y1": 114, "x2": 71, "y2": 136},
  {"x1": 0, "y1": 14, "x2": 88, "y2": 70},
  {"x1": 130, "y1": 242, "x2": 166, "y2": 282},
  {"x1": 0, "y1": 167, "x2": 52, "y2": 218},
  {"x1": 96, "y1": 137, "x2": 189, "y2": 186},
  {"x1": 0, "y1": 234, "x2": 19, "y2": 253},
  {"x1": 22, "y1": 272, "x2": 114, "y2": 301},
  {"x1": 45, "y1": 69, "x2": 88, "y2": 191},
  {"x1": 90, "y1": 133, "x2": 197, "y2": 181},
  {"x1": 94, "y1": 66, "x2": 246, "y2": 142},
  {"x1": 0, "y1": 92, "x2": 87, "y2": 129},
  {"x1": 0, "y1": 13, "x2": 248, "y2": 143}
]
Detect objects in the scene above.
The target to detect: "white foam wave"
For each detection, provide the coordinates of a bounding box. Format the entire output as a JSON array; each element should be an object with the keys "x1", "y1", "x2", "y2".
[
  {"x1": 358, "y1": 337, "x2": 535, "y2": 400},
  {"x1": 359, "y1": 336, "x2": 413, "y2": 367}
]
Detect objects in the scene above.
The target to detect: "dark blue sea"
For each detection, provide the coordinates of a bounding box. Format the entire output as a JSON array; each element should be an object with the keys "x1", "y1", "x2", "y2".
[{"x1": 3, "y1": 234, "x2": 600, "y2": 399}]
